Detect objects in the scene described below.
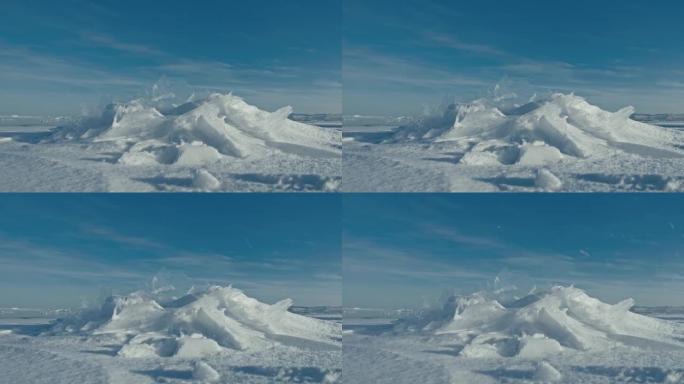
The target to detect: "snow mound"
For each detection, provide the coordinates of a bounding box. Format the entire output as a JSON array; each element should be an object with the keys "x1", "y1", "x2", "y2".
[
  {"x1": 390, "y1": 94, "x2": 684, "y2": 165},
  {"x1": 398, "y1": 286, "x2": 684, "y2": 359},
  {"x1": 48, "y1": 93, "x2": 340, "y2": 164},
  {"x1": 192, "y1": 169, "x2": 221, "y2": 191},
  {"x1": 534, "y1": 361, "x2": 562, "y2": 382},
  {"x1": 193, "y1": 361, "x2": 221, "y2": 382},
  {"x1": 666, "y1": 371, "x2": 684, "y2": 383},
  {"x1": 49, "y1": 285, "x2": 341, "y2": 358},
  {"x1": 535, "y1": 169, "x2": 563, "y2": 191}
]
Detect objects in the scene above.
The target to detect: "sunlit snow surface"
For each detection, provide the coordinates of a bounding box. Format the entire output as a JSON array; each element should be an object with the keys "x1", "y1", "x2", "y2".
[
  {"x1": 343, "y1": 94, "x2": 684, "y2": 192},
  {"x1": 0, "y1": 286, "x2": 341, "y2": 384},
  {"x1": 0, "y1": 94, "x2": 341, "y2": 192},
  {"x1": 343, "y1": 287, "x2": 684, "y2": 384}
]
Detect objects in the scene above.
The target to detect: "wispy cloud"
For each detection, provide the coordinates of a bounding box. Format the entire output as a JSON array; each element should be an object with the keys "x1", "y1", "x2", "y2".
[
  {"x1": 422, "y1": 32, "x2": 507, "y2": 56},
  {"x1": 0, "y1": 235, "x2": 147, "y2": 281},
  {"x1": 0, "y1": 229, "x2": 340, "y2": 307},
  {"x1": 344, "y1": 231, "x2": 684, "y2": 307},
  {"x1": 345, "y1": 17, "x2": 684, "y2": 115},
  {"x1": 236, "y1": 278, "x2": 341, "y2": 306},
  {"x1": 80, "y1": 32, "x2": 166, "y2": 56},
  {"x1": 343, "y1": 204, "x2": 684, "y2": 306},
  {"x1": 344, "y1": 47, "x2": 488, "y2": 89},
  {"x1": 423, "y1": 223, "x2": 505, "y2": 249},
  {"x1": 344, "y1": 237, "x2": 488, "y2": 281},
  {"x1": 315, "y1": 272, "x2": 343, "y2": 281},
  {"x1": 0, "y1": 42, "x2": 146, "y2": 89},
  {"x1": 80, "y1": 224, "x2": 166, "y2": 250},
  {"x1": 0, "y1": 33, "x2": 341, "y2": 114}
]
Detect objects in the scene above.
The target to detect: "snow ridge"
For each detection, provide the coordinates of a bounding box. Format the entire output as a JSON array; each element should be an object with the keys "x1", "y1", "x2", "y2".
[
  {"x1": 396, "y1": 286, "x2": 684, "y2": 359},
  {"x1": 390, "y1": 94, "x2": 684, "y2": 166},
  {"x1": 49, "y1": 285, "x2": 341, "y2": 358},
  {"x1": 48, "y1": 93, "x2": 341, "y2": 166}
]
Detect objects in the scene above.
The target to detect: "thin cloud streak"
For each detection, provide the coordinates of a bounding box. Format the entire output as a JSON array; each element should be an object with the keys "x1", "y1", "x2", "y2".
[
  {"x1": 80, "y1": 32, "x2": 166, "y2": 56},
  {"x1": 0, "y1": 34, "x2": 341, "y2": 114}
]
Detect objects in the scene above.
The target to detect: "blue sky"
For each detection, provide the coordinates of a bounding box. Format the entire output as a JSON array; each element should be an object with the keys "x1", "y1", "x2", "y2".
[
  {"x1": 344, "y1": 0, "x2": 684, "y2": 116},
  {"x1": 0, "y1": 194, "x2": 341, "y2": 309},
  {"x1": 0, "y1": 0, "x2": 341, "y2": 115},
  {"x1": 344, "y1": 194, "x2": 684, "y2": 309}
]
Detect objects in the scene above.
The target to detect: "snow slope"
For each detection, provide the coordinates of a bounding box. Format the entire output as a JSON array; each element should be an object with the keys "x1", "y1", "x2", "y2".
[
  {"x1": 50, "y1": 285, "x2": 340, "y2": 358},
  {"x1": 391, "y1": 94, "x2": 684, "y2": 164},
  {"x1": 398, "y1": 286, "x2": 684, "y2": 359},
  {"x1": 343, "y1": 94, "x2": 684, "y2": 192},
  {"x1": 344, "y1": 287, "x2": 684, "y2": 384},
  {"x1": 0, "y1": 93, "x2": 341, "y2": 192},
  {"x1": 0, "y1": 286, "x2": 341, "y2": 384},
  {"x1": 49, "y1": 93, "x2": 340, "y2": 164}
]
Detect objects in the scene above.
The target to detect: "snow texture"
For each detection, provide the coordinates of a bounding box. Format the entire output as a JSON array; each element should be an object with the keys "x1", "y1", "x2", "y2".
[
  {"x1": 397, "y1": 286, "x2": 684, "y2": 358},
  {"x1": 344, "y1": 286, "x2": 684, "y2": 383},
  {"x1": 0, "y1": 287, "x2": 341, "y2": 384},
  {"x1": 534, "y1": 361, "x2": 562, "y2": 382},
  {"x1": 343, "y1": 93, "x2": 684, "y2": 192},
  {"x1": 192, "y1": 361, "x2": 220, "y2": 382},
  {"x1": 391, "y1": 94, "x2": 683, "y2": 163},
  {"x1": 48, "y1": 93, "x2": 339, "y2": 162},
  {"x1": 0, "y1": 93, "x2": 341, "y2": 192},
  {"x1": 50, "y1": 285, "x2": 341, "y2": 358}
]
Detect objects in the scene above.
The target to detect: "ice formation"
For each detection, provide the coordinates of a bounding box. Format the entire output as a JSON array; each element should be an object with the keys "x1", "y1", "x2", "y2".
[
  {"x1": 192, "y1": 169, "x2": 221, "y2": 190},
  {"x1": 390, "y1": 94, "x2": 684, "y2": 166},
  {"x1": 193, "y1": 361, "x2": 221, "y2": 382},
  {"x1": 48, "y1": 93, "x2": 340, "y2": 165},
  {"x1": 397, "y1": 286, "x2": 684, "y2": 359},
  {"x1": 534, "y1": 361, "x2": 562, "y2": 382},
  {"x1": 535, "y1": 169, "x2": 563, "y2": 191},
  {"x1": 49, "y1": 285, "x2": 341, "y2": 358}
]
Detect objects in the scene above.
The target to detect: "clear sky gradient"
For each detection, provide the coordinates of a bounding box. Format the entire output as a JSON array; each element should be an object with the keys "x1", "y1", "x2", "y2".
[
  {"x1": 344, "y1": 194, "x2": 684, "y2": 309},
  {"x1": 0, "y1": 0, "x2": 341, "y2": 115},
  {"x1": 344, "y1": 0, "x2": 684, "y2": 116},
  {"x1": 0, "y1": 194, "x2": 341, "y2": 309}
]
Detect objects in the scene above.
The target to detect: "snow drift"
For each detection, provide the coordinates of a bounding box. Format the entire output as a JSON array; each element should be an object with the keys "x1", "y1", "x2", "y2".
[
  {"x1": 390, "y1": 94, "x2": 684, "y2": 166},
  {"x1": 49, "y1": 285, "x2": 341, "y2": 358},
  {"x1": 48, "y1": 93, "x2": 340, "y2": 165},
  {"x1": 396, "y1": 286, "x2": 684, "y2": 359}
]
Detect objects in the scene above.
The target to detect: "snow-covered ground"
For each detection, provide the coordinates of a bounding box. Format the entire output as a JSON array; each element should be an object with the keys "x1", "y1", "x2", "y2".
[
  {"x1": 0, "y1": 286, "x2": 341, "y2": 384},
  {"x1": 0, "y1": 94, "x2": 341, "y2": 192},
  {"x1": 343, "y1": 94, "x2": 684, "y2": 192},
  {"x1": 343, "y1": 286, "x2": 684, "y2": 384}
]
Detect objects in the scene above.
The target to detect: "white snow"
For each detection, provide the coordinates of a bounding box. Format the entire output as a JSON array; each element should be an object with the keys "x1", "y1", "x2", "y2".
[
  {"x1": 535, "y1": 169, "x2": 563, "y2": 191},
  {"x1": 343, "y1": 93, "x2": 684, "y2": 192},
  {"x1": 0, "y1": 285, "x2": 341, "y2": 383},
  {"x1": 410, "y1": 286, "x2": 684, "y2": 358},
  {"x1": 665, "y1": 371, "x2": 683, "y2": 383},
  {"x1": 0, "y1": 92, "x2": 341, "y2": 192},
  {"x1": 344, "y1": 286, "x2": 684, "y2": 383},
  {"x1": 518, "y1": 142, "x2": 564, "y2": 166},
  {"x1": 51, "y1": 285, "x2": 341, "y2": 358},
  {"x1": 174, "y1": 335, "x2": 222, "y2": 358},
  {"x1": 192, "y1": 169, "x2": 221, "y2": 191},
  {"x1": 534, "y1": 361, "x2": 562, "y2": 382},
  {"x1": 517, "y1": 335, "x2": 563, "y2": 359},
  {"x1": 49, "y1": 93, "x2": 339, "y2": 161},
  {"x1": 192, "y1": 361, "x2": 220, "y2": 382},
  {"x1": 408, "y1": 94, "x2": 682, "y2": 163}
]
